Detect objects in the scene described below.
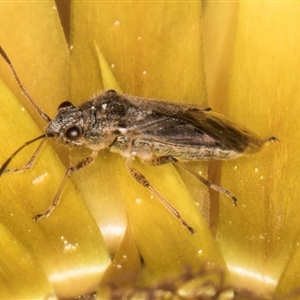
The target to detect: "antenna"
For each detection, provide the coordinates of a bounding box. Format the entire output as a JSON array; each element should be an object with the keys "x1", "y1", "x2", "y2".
[{"x1": 0, "y1": 46, "x2": 52, "y2": 123}]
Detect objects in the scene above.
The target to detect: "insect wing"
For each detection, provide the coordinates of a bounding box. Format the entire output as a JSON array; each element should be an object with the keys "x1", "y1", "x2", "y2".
[
  {"x1": 125, "y1": 94, "x2": 211, "y2": 116},
  {"x1": 178, "y1": 109, "x2": 265, "y2": 154},
  {"x1": 122, "y1": 94, "x2": 264, "y2": 159},
  {"x1": 126, "y1": 114, "x2": 218, "y2": 147}
]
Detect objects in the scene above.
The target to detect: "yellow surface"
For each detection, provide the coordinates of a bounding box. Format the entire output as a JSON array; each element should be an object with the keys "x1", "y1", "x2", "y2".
[
  {"x1": 0, "y1": 1, "x2": 227, "y2": 298},
  {"x1": 204, "y1": 2, "x2": 299, "y2": 297},
  {"x1": 0, "y1": 2, "x2": 110, "y2": 298},
  {"x1": 1, "y1": 0, "x2": 298, "y2": 298}
]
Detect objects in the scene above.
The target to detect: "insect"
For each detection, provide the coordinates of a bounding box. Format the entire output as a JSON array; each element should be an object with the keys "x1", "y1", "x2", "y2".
[{"x1": 0, "y1": 46, "x2": 278, "y2": 234}]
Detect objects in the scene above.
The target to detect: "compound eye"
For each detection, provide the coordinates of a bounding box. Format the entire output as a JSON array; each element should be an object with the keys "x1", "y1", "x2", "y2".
[
  {"x1": 64, "y1": 125, "x2": 82, "y2": 141},
  {"x1": 107, "y1": 89, "x2": 116, "y2": 94},
  {"x1": 58, "y1": 101, "x2": 74, "y2": 110}
]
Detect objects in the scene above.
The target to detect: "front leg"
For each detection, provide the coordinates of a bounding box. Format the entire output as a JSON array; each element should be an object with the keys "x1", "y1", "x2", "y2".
[
  {"x1": 33, "y1": 151, "x2": 99, "y2": 221},
  {"x1": 0, "y1": 136, "x2": 46, "y2": 175}
]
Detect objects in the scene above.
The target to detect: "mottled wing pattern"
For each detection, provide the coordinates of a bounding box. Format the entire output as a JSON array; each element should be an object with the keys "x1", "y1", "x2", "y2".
[{"x1": 124, "y1": 95, "x2": 263, "y2": 154}]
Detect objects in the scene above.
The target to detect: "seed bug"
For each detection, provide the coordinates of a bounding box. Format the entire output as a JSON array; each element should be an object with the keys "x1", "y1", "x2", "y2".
[{"x1": 0, "y1": 46, "x2": 278, "y2": 234}]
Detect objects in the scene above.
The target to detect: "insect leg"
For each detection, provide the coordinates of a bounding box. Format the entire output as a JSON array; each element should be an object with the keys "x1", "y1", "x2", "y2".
[
  {"x1": 125, "y1": 158, "x2": 195, "y2": 234},
  {"x1": 33, "y1": 151, "x2": 98, "y2": 221},
  {"x1": 1, "y1": 138, "x2": 46, "y2": 175},
  {"x1": 0, "y1": 134, "x2": 46, "y2": 176},
  {"x1": 146, "y1": 156, "x2": 237, "y2": 206}
]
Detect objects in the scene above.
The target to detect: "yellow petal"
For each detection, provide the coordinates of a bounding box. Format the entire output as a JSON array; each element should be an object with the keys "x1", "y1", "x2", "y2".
[
  {"x1": 204, "y1": 1, "x2": 300, "y2": 296},
  {"x1": 0, "y1": 2, "x2": 110, "y2": 298},
  {"x1": 274, "y1": 244, "x2": 300, "y2": 299},
  {"x1": 0, "y1": 222, "x2": 54, "y2": 299}
]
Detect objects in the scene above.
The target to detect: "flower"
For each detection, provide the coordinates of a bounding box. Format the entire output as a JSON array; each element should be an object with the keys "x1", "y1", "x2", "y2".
[{"x1": 0, "y1": 1, "x2": 297, "y2": 299}]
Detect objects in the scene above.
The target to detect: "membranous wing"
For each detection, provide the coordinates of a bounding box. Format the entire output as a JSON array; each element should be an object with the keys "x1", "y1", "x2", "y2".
[
  {"x1": 177, "y1": 108, "x2": 265, "y2": 154},
  {"x1": 122, "y1": 95, "x2": 264, "y2": 160}
]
